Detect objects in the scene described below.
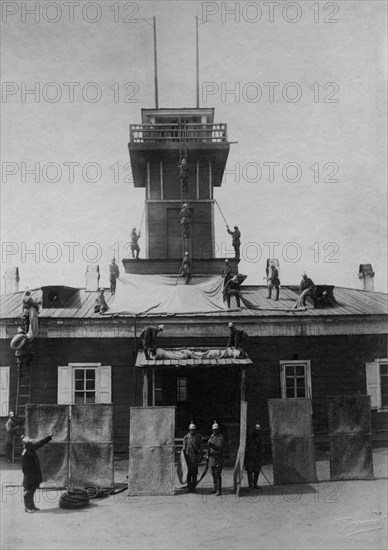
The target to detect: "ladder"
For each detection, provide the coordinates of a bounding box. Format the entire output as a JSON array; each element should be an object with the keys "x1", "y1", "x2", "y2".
[{"x1": 12, "y1": 363, "x2": 33, "y2": 461}]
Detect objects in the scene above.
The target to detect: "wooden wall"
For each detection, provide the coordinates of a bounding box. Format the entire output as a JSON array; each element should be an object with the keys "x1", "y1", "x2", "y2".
[{"x1": 1, "y1": 333, "x2": 387, "y2": 456}]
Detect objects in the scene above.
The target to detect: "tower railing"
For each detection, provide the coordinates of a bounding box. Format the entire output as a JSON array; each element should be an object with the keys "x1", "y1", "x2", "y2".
[{"x1": 129, "y1": 123, "x2": 228, "y2": 143}]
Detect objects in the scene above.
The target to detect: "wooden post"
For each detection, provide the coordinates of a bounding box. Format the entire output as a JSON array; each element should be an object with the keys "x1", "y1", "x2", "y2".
[
  {"x1": 152, "y1": 369, "x2": 155, "y2": 406},
  {"x1": 240, "y1": 369, "x2": 246, "y2": 402},
  {"x1": 196, "y1": 160, "x2": 200, "y2": 199},
  {"x1": 142, "y1": 371, "x2": 148, "y2": 406},
  {"x1": 160, "y1": 160, "x2": 164, "y2": 200}
]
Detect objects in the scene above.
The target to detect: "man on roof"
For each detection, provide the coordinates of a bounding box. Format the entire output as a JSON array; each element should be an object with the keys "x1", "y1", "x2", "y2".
[{"x1": 140, "y1": 325, "x2": 164, "y2": 360}]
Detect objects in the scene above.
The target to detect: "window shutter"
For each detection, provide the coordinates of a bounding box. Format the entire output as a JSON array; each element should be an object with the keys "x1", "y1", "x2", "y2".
[
  {"x1": 0, "y1": 367, "x2": 10, "y2": 416},
  {"x1": 57, "y1": 366, "x2": 72, "y2": 404},
  {"x1": 97, "y1": 366, "x2": 111, "y2": 403},
  {"x1": 365, "y1": 361, "x2": 380, "y2": 409},
  {"x1": 280, "y1": 363, "x2": 286, "y2": 398}
]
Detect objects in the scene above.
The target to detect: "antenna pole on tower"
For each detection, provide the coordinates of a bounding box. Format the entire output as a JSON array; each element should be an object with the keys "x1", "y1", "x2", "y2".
[
  {"x1": 195, "y1": 16, "x2": 199, "y2": 108},
  {"x1": 153, "y1": 16, "x2": 159, "y2": 109}
]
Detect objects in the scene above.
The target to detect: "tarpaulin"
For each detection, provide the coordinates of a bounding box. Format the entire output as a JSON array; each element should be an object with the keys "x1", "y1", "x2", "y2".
[
  {"x1": 128, "y1": 406, "x2": 175, "y2": 496},
  {"x1": 108, "y1": 274, "x2": 226, "y2": 315},
  {"x1": 155, "y1": 348, "x2": 245, "y2": 360}
]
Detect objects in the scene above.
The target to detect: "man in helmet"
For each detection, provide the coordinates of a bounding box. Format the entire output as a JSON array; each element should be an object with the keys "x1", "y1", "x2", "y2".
[
  {"x1": 180, "y1": 203, "x2": 192, "y2": 239},
  {"x1": 11, "y1": 327, "x2": 34, "y2": 378},
  {"x1": 130, "y1": 227, "x2": 141, "y2": 259},
  {"x1": 180, "y1": 251, "x2": 192, "y2": 285},
  {"x1": 21, "y1": 432, "x2": 54, "y2": 513},
  {"x1": 182, "y1": 421, "x2": 203, "y2": 492},
  {"x1": 244, "y1": 421, "x2": 264, "y2": 490},
  {"x1": 21, "y1": 290, "x2": 41, "y2": 334},
  {"x1": 221, "y1": 259, "x2": 233, "y2": 287},
  {"x1": 226, "y1": 225, "x2": 241, "y2": 259},
  {"x1": 223, "y1": 275, "x2": 242, "y2": 309},
  {"x1": 227, "y1": 322, "x2": 248, "y2": 356},
  {"x1": 140, "y1": 325, "x2": 164, "y2": 360},
  {"x1": 178, "y1": 157, "x2": 189, "y2": 193},
  {"x1": 109, "y1": 258, "x2": 120, "y2": 294},
  {"x1": 5, "y1": 411, "x2": 18, "y2": 463},
  {"x1": 207, "y1": 421, "x2": 224, "y2": 496}
]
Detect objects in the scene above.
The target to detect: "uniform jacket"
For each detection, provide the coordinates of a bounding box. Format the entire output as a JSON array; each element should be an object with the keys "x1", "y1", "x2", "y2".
[
  {"x1": 5, "y1": 418, "x2": 18, "y2": 444},
  {"x1": 207, "y1": 433, "x2": 224, "y2": 467},
  {"x1": 227, "y1": 228, "x2": 241, "y2": 245},
  {"x1": 15, "y1": 335, "x2": 33, "y2": 357},
  {"x1": 22, "y1": 435, "x2": 52, "y2": 490},
  {"x1": 22, "y1": 296, "x2": 40, "y2": 317},
  {"x1": 270, "y1": 268, "x2": 280, "y2": 287},
  {"x1": 140, "y1": 326, "x2": 159, "y2": 347},
  {"x1": 227, "y1": 328, "x2": 248, "y2": 348},
  {"x1": 109, "y1": 263, "x2": 120, "y2": 280},
  {"x1": 182, "y1": 432, "x2": 203, "y2": 468},
  {"x1": 300, "y1": 278, "x2": 315, "y2": 292}
]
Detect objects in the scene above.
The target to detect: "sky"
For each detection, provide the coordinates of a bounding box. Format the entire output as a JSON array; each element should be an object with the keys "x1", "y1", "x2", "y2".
[{"x1": 1, "y1": 0, "x2": 387, "y2": 293}]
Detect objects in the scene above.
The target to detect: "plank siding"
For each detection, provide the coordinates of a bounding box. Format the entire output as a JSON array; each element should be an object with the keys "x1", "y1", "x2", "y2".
[{"x1": 1, "y1": 334, "x2": 387, "y2": 455}]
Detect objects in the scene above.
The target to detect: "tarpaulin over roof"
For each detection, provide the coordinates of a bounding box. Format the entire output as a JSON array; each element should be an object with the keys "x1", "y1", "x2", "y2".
[{"x1": 109, "y1": 274, "x2": 226, "y2": 315}]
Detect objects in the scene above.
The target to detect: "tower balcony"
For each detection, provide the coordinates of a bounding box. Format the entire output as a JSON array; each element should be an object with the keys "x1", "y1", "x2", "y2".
[{"x1": 129, "y1": 122, "x2": 228, "y2": 145}]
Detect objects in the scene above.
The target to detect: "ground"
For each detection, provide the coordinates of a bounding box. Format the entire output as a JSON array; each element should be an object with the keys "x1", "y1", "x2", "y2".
[{"x1": 1, "y1": 449, "x2": 387, "y2": 550}]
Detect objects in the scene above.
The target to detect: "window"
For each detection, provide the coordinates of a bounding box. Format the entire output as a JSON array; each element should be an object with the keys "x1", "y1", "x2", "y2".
[
  {"x1": 366, "y1": 360, "x2": 388, "y2": 411},
  {"x1": 177, "y1": 377, "x2": 187, "y2": 402},
  {"x1": 74, "y1": 368, "x2": 96, "y2": 403},
  {"x1": 280, "y1": 361, "x2": 312, "y2": 399},
  {"x1": 57, "y1": 363, "x2": 111, "y2": 404},
  {"x1": 0, "y1": 367, "x2": 10, "y2": 416}
]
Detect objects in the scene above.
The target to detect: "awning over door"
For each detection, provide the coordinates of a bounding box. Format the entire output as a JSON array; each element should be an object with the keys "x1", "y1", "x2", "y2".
[{"x1": 135, "y1": 348, "x2": 253, "y2": 368}]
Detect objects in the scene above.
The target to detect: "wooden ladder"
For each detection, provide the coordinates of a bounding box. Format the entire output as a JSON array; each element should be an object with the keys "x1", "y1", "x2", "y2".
[{"x1": 12, "y1": 363, "x2": 33, "y2": 461}]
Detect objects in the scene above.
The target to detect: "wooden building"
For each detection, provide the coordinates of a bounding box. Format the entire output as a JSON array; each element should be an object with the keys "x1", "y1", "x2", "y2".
[{"x1": 1, "y1": 108, "x2": 387, "y2": 459}]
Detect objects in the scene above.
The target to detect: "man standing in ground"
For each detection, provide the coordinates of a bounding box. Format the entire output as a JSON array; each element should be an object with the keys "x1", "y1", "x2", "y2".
[
  {"x1": 21, "y1": 432, "x2": 54, "y2": 513},
  {"x1": 5, "y1": 411, "x2": 18, "y2": 463},
  {"x1": 244, "y1": 422, "x2": 264, "y2": 490},
  {"x1": 140, "y1": 325, "x2": 164, "y2": 360},
  {"x1": 182, "y1": 421, "x2": 203, "y2": 493},
  {"x1": 207, "y1": 421, "x2": 224, "y2": 496},
  {"x1": 109, "y1": 258, "x2": 120, "y2": 294}
]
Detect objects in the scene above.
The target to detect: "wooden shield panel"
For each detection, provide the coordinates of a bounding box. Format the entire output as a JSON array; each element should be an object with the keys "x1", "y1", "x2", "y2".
[
  {"x1": 328, "y1": 395, "x2": 373, "y2": 480},
  {"x1": 128, "y1": 407, "x2": 175, "y2": 496},
  {"x1": 25, "y1": 404, "x2": 69, "y2": 488},
  {"x1": 268, "y1": 398, "x2": 317, "y2": 484},
  {"x1": 233, "y1": 400, "x2": 248, "y2": 495},
  {"x1": 69, "y1": 404, "x2": 114, "y2": 488}
]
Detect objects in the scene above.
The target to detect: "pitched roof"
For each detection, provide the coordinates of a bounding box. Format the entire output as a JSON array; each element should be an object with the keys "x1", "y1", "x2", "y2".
[{"x1": 1, "y1": 285, "x2": 387, "y2": 320}]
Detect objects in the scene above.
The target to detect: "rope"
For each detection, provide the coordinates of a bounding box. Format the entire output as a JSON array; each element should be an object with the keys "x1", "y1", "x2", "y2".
[{"x1": 214, "y1": 200, "x2": 229, "y2": 228}]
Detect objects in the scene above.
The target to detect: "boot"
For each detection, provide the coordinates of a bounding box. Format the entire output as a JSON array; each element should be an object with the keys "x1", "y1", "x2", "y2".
[
  {"x1": 236, "y1": 296, "x2": 241, "y2": 308},
  {"x1": 253, "y1": 472, "x2": 259, "y2": 489},
  {"x1": 267, "y1": 288, "x2": 272, "y2": 299},
  {"x1": 275, "y1": 289, "x2": 279, "y2": 301},
  {"x1": 247, "y1": 472, "x2": 253, "y2": 489},
  {"x1": 216, "y1": 477, "x2": 222, "y2": 496}
]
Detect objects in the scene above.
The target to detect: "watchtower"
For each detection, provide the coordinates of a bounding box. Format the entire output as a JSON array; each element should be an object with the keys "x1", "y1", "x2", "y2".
[{"x1": 125, "y1": 107, "x2": 234, "y2": 274}]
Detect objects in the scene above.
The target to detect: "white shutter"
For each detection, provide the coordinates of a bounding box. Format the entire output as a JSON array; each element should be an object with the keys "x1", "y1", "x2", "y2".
[
  {"x1": 57, "y1": 366, "x2": 72, "y2": 404},
  {"x1": 97, "y1": 366, "x2": 111, "y2": 403},
  {"x1": 0, "y1": 367, "x2": 10, "y2": 416},
  {"x1": 280, "y1": 363, "x2": 286, "y2": 398},
  {"x1": 365, "y1": 361, "x2": 381, "y2": 409}
]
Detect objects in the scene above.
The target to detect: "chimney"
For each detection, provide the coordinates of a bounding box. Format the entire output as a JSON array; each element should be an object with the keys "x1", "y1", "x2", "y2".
[
  {"x1": 85, "y1": 265, "x2": 100, "y2": 292},
  {"x1": 3, "y1": 266, "x2": 20, "y2": 294},
  {"x1": 358, "y1": 264, "x2": 375, "y2": 291}
]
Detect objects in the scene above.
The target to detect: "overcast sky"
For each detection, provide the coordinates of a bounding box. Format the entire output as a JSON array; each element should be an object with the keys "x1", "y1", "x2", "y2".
[{"x1": 1, "y1": 0, "x2": 387, "y2": 293}]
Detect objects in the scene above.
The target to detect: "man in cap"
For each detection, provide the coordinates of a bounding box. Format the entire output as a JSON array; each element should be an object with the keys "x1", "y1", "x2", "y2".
[
  {"x1": 21, "y1": 431, "x2": 54, "y2": 512},
  {"x1": 5, "y1": 411, "x2": 18, "y2": 463},
  {"x1": 221, "y1": 259, "x2": 233, "y2": 287},
  {"x1": 267, "y1": 263, "x2": 280, "y2": 301},
  {"x1": 180, "y1": 251, "x2": 192, "y2": 285},
  {"x1": 182, "y1": 421, "x2": 203, "y2": 493},
  {"x1": 109, "y1": 258, "x2": 120, "y2": 294},
  {"x1": 207, "y1": 421, "x2": 224, "y2": 496},
  {"x1": 226, "y1": 225, "x2": 241, "y2": 259},
  {"x1": 13, "y1": 327, "x2": 34, "y2": 378},
  {"x1": 130, "y1": 227, "x2": 141, "y2": 259},
  {"x1": 244, "y1": 421, "x2": 264, "y2": 490},
  {"x1": 227, "y1": 322, "x2": 248, "y2": 356},
  {"x1": 223, "y1": 275, "x2": 242, "y2": 309},
  {"x1": 140, "y1": 325, "x2": 164, "y2": 360}
]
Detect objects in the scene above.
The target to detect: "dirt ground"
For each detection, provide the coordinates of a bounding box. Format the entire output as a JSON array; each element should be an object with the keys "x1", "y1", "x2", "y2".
[{"x1": 1, "y1": 448, "x2": 387, "y2": 550}]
